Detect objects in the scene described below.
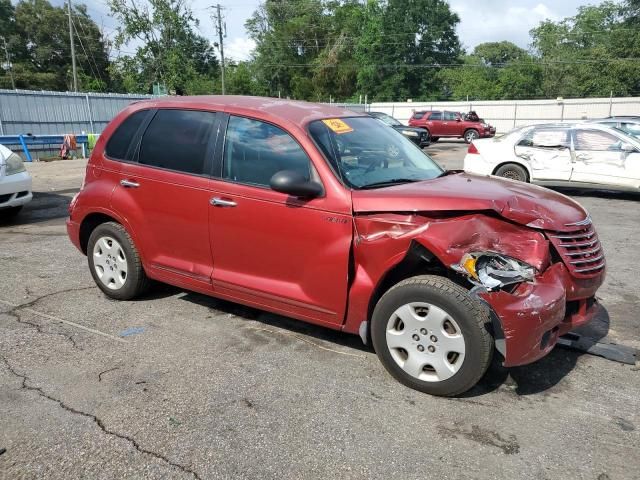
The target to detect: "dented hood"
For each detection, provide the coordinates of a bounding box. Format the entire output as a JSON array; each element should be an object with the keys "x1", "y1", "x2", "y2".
[{"x1": 351, "y1": 172, "x2": 588, "y2": 232}]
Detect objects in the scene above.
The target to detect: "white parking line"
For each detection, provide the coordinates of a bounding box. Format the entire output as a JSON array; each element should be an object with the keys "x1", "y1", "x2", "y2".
[{"x1": 0, "y1": 299, "x2": 128, "y2": 344}]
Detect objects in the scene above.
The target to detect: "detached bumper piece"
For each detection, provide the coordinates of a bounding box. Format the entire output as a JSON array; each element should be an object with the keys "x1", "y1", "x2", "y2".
[{"x1": 557, "y1": 332, "x2": 639, "y2": 365}]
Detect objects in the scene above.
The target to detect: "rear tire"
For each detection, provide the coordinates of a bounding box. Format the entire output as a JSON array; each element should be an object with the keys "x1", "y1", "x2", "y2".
[
  {"x1": 87, "y1": 221, "x2": 150, "y2": 300},
  {"x1": 371, "y1": 275, "x2": 493, "y2": 396},
  {"x1": 495, "y1": 163, "x2": 528, "y2": 182}
]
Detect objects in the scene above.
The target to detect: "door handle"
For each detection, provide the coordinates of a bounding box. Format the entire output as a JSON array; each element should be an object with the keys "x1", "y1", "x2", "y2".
[
  {"x1": 120, "y1": 179, "x2": 140, "y2": 188},
  {"x1": 210, "y1": 197, "x2": 237, "y2": 207}
]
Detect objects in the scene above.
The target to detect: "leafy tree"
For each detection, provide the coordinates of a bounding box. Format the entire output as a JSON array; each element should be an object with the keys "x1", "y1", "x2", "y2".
[
  {"x1": 531, "y1": 1, "x2": 640, "y2": 97},
  {"x1": 107, "y1": 0, "x2": 218, "y2": 94},
  {"x1": 438, "y1": 42, "x2": 542, "y2": 100},
  {"x1": 0, "y1": 0, "x2": 109, "y2": 91}
]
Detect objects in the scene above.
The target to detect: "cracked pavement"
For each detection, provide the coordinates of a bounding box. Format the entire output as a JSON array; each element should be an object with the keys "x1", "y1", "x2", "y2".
[{"x1": 1, "y1": 152, "x2": 639, "y2": 479}]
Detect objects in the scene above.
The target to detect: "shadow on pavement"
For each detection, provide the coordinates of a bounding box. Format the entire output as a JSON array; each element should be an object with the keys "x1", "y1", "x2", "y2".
[
  {"x1": 0, "y1": 189, "x2": 79, "y2": 227},
  {"x1": 465, "y1": 305, "x2": 611, "y2": 397},
  {"x1": 179, "y1": 291, "x2": 371, "y2": 353},
  {"x1": 177, "y1": 289, "x2": 612, "y2": 396}
]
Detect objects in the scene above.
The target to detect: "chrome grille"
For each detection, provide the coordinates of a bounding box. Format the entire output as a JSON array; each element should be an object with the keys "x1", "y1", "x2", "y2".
[{"x1": 547, "y1": 223, "x2": 605, "y2": 277}]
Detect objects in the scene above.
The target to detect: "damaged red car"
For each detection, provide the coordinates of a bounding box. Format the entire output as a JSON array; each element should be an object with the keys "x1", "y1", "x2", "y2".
[{"x1": 67, "y1": 97, "x2": 605, "y2": 396}]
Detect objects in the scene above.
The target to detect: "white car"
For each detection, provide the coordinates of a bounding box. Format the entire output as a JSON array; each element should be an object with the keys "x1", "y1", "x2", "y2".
[
  {"x1": 0, "y1": 144, "x2": 33, "y2": 217},
  {"x1": 464, "y1": 123, "x2": 640, "y2": 192}
]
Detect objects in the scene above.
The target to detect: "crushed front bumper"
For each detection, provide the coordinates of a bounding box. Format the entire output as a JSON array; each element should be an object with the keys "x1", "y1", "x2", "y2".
[{"x1": 479, "y1": 262, "x2": 604, "y2": 367}]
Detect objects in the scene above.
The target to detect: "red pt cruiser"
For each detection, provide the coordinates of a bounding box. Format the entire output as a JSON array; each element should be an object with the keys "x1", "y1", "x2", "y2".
[{"x1": 67, "y1": 97, "x2": 605, "y2": 396}]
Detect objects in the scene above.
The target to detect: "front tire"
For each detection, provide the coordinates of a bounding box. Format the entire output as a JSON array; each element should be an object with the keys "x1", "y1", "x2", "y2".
[
  {"x1": 495, "y1": 163, "x2": 528, "y2": 182},
  {"x1": 371, "y1": 275, "x2": 493, "y2": 396},
  {"x1": 464, "y1": 129, "x2": 479, "y2": 143},
  {"x1": 87, "y1": 222, "x2": 149, "y2": 300}
]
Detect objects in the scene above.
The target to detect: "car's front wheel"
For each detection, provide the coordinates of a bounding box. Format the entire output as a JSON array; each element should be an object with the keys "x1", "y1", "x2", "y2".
[
  {"x1": 464, "y1": 129, "x2": 479, "y2": 143},
  {"x1": 87, "y1": 221, "x2": 149, "y2": 300},
  {"x1": 371, "y1": 275, "x2": 493, "y2": 396}
]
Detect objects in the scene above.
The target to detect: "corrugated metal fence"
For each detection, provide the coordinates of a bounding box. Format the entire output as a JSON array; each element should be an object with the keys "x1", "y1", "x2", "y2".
[
  {"x1": 1, "y1": 89, "x2": 638, "y2": 136},
  {"x1": 371, "y1": 97, "x2": 640, "y2": 133},
  {"x1": 0, "y1": 89, "x2": 152, "y2": 136}
]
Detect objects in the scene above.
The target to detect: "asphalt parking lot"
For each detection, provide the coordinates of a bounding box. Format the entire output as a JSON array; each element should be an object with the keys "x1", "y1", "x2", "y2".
[{"x1": 1, "y1": 141, "x2": 639, "y2": 479}]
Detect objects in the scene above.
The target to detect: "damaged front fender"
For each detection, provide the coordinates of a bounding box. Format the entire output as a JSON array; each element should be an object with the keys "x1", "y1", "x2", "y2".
[{"x1": 343, "y1": 212, "x2": 551, "y2": 337}]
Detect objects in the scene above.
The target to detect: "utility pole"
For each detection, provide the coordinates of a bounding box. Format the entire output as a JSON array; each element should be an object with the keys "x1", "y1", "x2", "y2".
[
  {"x1": 214, "y1": 4, "x2": 226, "y2": 95},
  {"x1": 67, "y1": 0, "x2": 78, "y2": 92},
  {"x1": 1, "y1": 36, "x2": 15, "y2": 90}
]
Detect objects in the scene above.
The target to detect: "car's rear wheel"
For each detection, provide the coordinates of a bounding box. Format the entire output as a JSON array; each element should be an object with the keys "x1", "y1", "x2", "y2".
[
  {"x1": 87, "y1": 222, "x2": 149, "y2": 300},
  {"x1": 495, "y1": 163, "x2": 528, "y2": 182},
  {"x1": 371, "y1": 275, "x2": 493, "y2": 396},
  {"x1": 464, "y1": 129, "x2": 479, "y2": 143}
]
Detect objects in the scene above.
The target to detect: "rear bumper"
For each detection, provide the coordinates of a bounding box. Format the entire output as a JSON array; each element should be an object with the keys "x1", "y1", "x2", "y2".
[
  {"x1": 0, "y1": 171, "x2": 33, "y2": 209},
  {"x1": 66, "y1": 218, "x2": 82, "y2": 253},
  {"x1": 480, "y1": 262, "x2": 603, "y2": 367}
]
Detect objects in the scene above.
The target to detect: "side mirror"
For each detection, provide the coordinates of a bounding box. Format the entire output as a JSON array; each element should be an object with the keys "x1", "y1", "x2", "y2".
[
  {"x1": 270, "y1": 170, "x2": 323, "y2": 199},
  {"x1": 622, "y1": 143, "x2": 636, "y2": 153}
]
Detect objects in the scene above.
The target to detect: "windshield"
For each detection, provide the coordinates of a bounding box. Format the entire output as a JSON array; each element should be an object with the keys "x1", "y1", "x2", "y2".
[
  {"x1": 309, "y1": 117, "x2": 444, "y2": 189},
  {"x1": 372, "y1": 113, "x2": 402, "y2": 127}
]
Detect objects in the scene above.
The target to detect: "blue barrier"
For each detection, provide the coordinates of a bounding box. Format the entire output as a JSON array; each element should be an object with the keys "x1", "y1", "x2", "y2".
[{"x1": 0, "y1": 134, "x2": 92, "y2": 161}]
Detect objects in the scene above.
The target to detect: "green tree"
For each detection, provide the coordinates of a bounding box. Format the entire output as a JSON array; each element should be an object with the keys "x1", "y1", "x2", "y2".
[
  {"x1": 438, "y1": 42, "x2": 542, "y2": 100},
  {"x1": 0, "y1": 0, "x2": 110, "y2": 91},
  {"x1": 531, "y1": 1, "x2": 640, "y2": 97},
  {"x1": 107, "y1": 0, "x2": 218, "y2": 94}
]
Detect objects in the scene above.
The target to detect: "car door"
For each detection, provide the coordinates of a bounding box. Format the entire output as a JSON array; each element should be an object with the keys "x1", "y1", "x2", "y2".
[
  {"x1": 442, "y1": 111, "x2": 460, "y2": 136},
  {"x1": 208, "y1": 114, "x2": 353, "y2": 327},
  {"x1": 571, "y1": 127, "x2": 640, "y2": 188},
  {"x1": 110, "y1": 108, "x2": 219, "y2": 288},
  {"x1": 514, "y1": 127, "x2": 572, "y2": 181},
  {"x1": 426, "y1": 112, "x2": 444, "y2": 136}
]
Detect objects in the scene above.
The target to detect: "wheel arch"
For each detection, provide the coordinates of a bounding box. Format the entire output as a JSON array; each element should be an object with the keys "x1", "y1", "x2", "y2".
[
  {"x1": 79, "y1": 210, "x2": 139, "y2": 256},
  {"x1": 366, "y1": 241, "x2": 449, "y2": 331},
  {"x1": 491, "y1": 160, "x2": 532, "y2": 182}
]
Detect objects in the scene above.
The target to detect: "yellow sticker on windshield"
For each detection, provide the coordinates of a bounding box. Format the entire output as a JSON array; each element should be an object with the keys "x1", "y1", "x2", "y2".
[{"x1": 322, "y1": 118, "x2": 353, "y2": 134}]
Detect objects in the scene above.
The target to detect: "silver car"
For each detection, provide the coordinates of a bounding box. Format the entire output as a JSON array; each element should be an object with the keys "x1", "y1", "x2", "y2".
[{"x1": 464, "y1": 123, "x2": 640, "y2": 192}]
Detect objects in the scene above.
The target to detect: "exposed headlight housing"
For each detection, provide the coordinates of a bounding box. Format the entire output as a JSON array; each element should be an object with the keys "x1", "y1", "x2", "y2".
[
  {"x1": 452, "y1": 252, "x2": 536, "y2": 290},
  {"x1": 401, "y1": 130, "x2": 419, "y2": 137},
  {"x1": 5, "y1": 152, "x2": 26, "y2": 175}
]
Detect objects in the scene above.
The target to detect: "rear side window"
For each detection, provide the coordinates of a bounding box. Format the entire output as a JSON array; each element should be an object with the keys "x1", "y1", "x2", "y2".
[
  {"x1": 412, "y1": 112, "x2": 425, "y2": 120},
  {"x1": 444, "y1": 112, "x2": 457, "y2": 121},
  {"x1": 429, "y1": 112, "x2": 442, "y2": 121},
  {"x1": 138, "y1": 109, "x2": 217, "y2": 175},
  {"x1": 574, "y1": 129, "x2": 622, "y2": 151},
  {"x1": 518, "y1": 128, "x2": 570, "y2": 148},
  {"x1": 223, "y1": 115, "x2": 311, "y2": 187},
  {"x1": 105, "y1": 110, "x2": 148, "y2": 160}
]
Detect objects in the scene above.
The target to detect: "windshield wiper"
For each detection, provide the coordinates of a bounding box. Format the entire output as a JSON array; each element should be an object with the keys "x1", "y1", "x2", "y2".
[{"x1": 359, "y1": 178, "x2": 420, "y2": 189}]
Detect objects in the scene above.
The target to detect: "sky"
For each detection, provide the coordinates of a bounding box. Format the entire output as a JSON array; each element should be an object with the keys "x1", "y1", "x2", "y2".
[{"x1": 51, "y1": 0, "x2": 610, "y2": 61}]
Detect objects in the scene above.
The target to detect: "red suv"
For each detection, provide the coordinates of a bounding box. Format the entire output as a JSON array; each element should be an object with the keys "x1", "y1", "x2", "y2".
[
  {"x1": 67, "y1": 97, "x2": 604, "y2": 396},
  {"x1": 409, "y1": 110, "x2": 496, "y2": 143}
]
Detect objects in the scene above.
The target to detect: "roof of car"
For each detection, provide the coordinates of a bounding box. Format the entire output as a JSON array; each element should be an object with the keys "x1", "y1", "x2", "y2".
[{"x1": 131, "y1": 95, "x2": 365, "y2": 126}]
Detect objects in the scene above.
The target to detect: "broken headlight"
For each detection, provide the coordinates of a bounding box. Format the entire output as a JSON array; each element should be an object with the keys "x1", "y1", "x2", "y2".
[{"x1": 452, "y1": 252, "x2": 536, "y2": 291}]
